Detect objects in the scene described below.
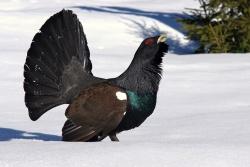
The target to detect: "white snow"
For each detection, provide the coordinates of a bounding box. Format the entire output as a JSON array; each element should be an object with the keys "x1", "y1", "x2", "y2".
[{"x1": 0, "y1": 0, "x2": 250, "y2": 167}]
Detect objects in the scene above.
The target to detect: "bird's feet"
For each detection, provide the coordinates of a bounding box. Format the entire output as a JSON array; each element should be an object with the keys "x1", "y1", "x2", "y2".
[{"x1": 109, "y1": 134, "x2": 119, "y2": 142}]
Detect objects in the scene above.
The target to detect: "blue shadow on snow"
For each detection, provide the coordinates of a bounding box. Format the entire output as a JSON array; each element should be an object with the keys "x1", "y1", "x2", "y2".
[
  {"x1": 70, "y1": 6, "x2": 197, "y2": 54},
  {"x1": 0, "y1": 127, "x2": 61, "y2": 141},
  {"x1": 72, "y1": 6, "x2": 184, "y2": 33}
]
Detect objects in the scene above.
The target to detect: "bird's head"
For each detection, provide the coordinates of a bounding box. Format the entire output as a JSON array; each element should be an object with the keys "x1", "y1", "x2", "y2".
[
  {"x1": 113, "y1": 35, "x2": 168, "y2": 93},
  {"x1": 133, "y1": 35, "x2": 168, "y2": 68}
]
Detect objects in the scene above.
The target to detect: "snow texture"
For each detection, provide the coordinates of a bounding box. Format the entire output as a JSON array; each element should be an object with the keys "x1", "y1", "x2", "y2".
[{"x1": 0, "y1": 0, "x2": 250, "y2": 167}]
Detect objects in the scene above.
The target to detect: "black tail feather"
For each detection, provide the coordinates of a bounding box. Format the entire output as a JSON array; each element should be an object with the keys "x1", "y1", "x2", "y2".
[{"x1": 24, "y1": 9, "x2": 99, "y2": 121}]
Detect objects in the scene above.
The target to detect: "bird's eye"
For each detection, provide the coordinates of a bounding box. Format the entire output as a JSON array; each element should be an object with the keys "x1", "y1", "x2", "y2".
[{"x1": 144, "y1": 38, "x2": 154, "y2": 46}]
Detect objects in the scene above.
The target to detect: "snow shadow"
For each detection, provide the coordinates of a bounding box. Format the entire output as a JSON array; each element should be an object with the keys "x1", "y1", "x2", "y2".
[
  {"x1": 123, "y1": 19, "x2": 197, "y2": 54},
  {"x1": 72, "y1": 6, "x2": 184, "y2": 33},
  {"x1": 71, "y1": 6, "x2": 197, "y2": 54},
  {"x1": 0, "y1": 127, "x2": 61, "y2": 141}
]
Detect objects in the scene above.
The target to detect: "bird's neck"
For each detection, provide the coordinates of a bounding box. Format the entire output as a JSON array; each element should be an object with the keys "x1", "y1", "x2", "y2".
[{"x1": 112, "y1": 60, "x2": 162, "y2": 94}]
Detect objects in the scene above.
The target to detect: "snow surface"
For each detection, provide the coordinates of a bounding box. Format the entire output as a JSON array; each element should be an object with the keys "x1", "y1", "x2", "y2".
[{"x1": 0, "y1": 0, "x2": 250, "y2": 167}]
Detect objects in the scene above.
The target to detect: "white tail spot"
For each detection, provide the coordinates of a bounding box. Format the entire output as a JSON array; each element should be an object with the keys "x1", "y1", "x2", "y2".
[{"x1": 116, "y1": 91, "x2": 127, "y2": 101}]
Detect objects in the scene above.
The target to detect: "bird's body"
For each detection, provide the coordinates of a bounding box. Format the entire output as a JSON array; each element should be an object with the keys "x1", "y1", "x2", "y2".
[{"x1": 23, "y1": 9, "x2": 168, "y2": 142}]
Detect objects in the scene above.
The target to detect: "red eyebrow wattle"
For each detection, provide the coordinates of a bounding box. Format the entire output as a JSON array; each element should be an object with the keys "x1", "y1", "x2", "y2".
[{"x1": 144, "y1": 38, "x2": 154, "y2": 45}]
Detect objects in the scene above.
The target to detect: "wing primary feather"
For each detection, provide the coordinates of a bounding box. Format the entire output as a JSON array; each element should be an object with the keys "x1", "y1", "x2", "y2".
[{"x1": 62, "y1": 119, "x2": 99, "y2": 142}]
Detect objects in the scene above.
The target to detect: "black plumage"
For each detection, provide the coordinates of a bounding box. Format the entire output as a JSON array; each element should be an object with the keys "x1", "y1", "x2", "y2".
[{"x1": 23, "y1": 9, "x2": 168, "y2": 142}]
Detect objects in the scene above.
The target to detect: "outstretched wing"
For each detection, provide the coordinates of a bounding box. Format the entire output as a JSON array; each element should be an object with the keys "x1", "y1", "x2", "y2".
[
  {"x1": 24, "y1": 9, "x2": 103, "y2": 121},
  {"x1": 62, "y1": 83, "x2": 127, "y2": 142}
]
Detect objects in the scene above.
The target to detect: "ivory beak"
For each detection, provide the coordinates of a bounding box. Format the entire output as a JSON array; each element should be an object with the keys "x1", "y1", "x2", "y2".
[{"x1": 157, "y1": 34, "x2": 167, "y2": 44}]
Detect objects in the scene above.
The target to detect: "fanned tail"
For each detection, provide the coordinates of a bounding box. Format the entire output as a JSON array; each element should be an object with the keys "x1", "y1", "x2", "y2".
[{"x1": 24, "y1": 9, "x2": 101, "y2": 121}]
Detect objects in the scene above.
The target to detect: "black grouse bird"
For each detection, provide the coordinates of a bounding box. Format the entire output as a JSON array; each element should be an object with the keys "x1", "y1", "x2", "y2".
[{"x1": 23, "y1": 9, "x2": 168, "y2": 142}]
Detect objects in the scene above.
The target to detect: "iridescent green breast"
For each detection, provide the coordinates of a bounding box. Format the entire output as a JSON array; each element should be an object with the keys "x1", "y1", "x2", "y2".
[
  {"x1": 126, "y1": 91, "x2": 156, "y2": 114},
  {"x1": 116, "y1": 91, "x2": 157, "y2": 132}
]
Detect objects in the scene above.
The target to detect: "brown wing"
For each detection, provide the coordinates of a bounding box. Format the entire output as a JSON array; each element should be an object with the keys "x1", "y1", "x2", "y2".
[{"x1": 62, "y1": 83, "x2": 127, "y2": 141}]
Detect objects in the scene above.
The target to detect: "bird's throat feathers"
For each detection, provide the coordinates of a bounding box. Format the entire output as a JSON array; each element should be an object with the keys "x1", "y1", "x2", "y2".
[{"x1": 112, "y1": 55, "x2": 163, "y2": 94}]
